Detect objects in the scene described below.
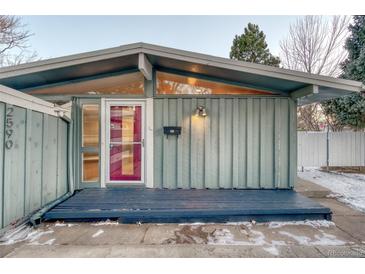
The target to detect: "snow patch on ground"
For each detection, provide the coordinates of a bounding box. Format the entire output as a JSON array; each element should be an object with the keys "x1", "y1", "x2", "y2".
[
  {"x1": 279, "y1": 231, "x2": 346, "y2": 246},
  {"x1": 91, "y1": 220, "x2": 119, "y2": 226},
  {"x1": 326, "y1": 193, "x2": 342, "y2": 198},
  {"x1": 92, "y1": 229, "x2": 104, "y2": 238},
  {"x1": 263, "y1": 246, "x2": 280, "y2": 256},
  {"x1": 333, "y1": 172, "x2": 365, "y2": 182},
  {"x1": 0, "y1": 224, "x2": 54, "y2": 246},
  {"x1": 268, "y1": 220, "x2": 334, "y2": 229},
  {"x1": 208, "y1": 229, "x2": 241, "y2": 245},
  {"x1": 177, "y1": 221, "x2": 256, "y2": 228},
  {"x1": 225, "y1": 221, "x2": 254, "y2": 227},
  {"x1": 207, "y1": 228, "x2": 285, "y2": 256},
  {"x1": 54, "y1": 221, "x2": 77, "y2": 227},
  {"x1": 0, "y1": 224, "x2": 33, "y2": 245},
  {"x1": 177, "y1": 220, "x2": 333, "y2": 229},
  {"x1": 298, "y1": 169, "x2": 365, "y2": 212},
  {"x1": 26, "y1": 230, "x2": 55, "y2": 244},
  {"x1": 178, "y1": 222, "x2": 210, "y2": 226},
  {"x1": 29, "y1": 238, "x2": 56, "y2": 246}
]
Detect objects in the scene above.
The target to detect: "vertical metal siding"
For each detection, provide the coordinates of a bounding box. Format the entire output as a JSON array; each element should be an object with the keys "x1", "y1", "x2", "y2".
[
  {"x1": 153, "y1": 99, "x2": 163, "y2": 188},
  {"x1": 24, "y1": 110, "x2": 43, "y2": 215},
  {"x1": 0, "y1": 104, "x2": 69, "y2": 229},
  {"x1": 288, "y1": 99, "x2": 297, "y2": 187},
  {"x1": 278, "y1": 99, "x2": 290, "y2": 188},
  {"x1": 0, "y1": 103, "x2": 5, "y2": 229},
  {"x1": 3, "y1": 106, "x2": 26, "y2": 226},
  {"x1": 42, "y1": 115, "x2": 58, "y2": 204},
  {"x1": 57, "y1": 120, "x2": 68, "y2": 197},
  {"x1": 154, "y1": 97, "x2": 296, "y2": 189}
]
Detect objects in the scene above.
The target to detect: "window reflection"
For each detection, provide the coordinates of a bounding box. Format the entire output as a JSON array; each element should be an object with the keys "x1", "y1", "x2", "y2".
[
  {"x1": 82, "y1": 152, "x2": 99, "y2": 182},
  {"x1": 82, "y1": 104, "x2": 99, "y2": 147},
  {"x1": 110, "y1": 144, "x2": 141, "y2": 181},
  {"x1": 156, "y1": 71, "x2": 274, "y2": 95},
  {"x1": 28, "y1": 72, "x2": 144, "y2": 95}
]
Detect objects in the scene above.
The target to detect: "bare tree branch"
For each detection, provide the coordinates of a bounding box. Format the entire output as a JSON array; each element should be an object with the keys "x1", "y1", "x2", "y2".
[
  {"x1": 0, "y1": 48, "x2": 39, "y2": 66},
  {"x1": 279, "y1": 16, "x2": 350, "y2": 131},
  {"x1": 280, "y1": 15, "x2": 349, "y2": 77},
  {"x1": 0, "y1": 15, "x2": 37, "y2": 67},
  {"x1": 0, "y1": 15, "x2": 32, "y2": 54}
]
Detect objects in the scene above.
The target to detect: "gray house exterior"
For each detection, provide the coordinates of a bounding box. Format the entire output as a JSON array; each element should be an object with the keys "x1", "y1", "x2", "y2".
[{"x1": 0, "y1": 43, "x2": 363, "y2": 228}]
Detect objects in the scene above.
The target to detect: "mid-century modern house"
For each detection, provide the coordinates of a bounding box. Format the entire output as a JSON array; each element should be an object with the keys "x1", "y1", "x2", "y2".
[{"x1": 0, "y1": 43, "x2": 364, "y2": 228}]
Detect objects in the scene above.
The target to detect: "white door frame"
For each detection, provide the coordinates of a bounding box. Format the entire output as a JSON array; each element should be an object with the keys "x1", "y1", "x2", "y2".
[{"x1": 100, "y1": 98, "x2": 153, "y2": 188}]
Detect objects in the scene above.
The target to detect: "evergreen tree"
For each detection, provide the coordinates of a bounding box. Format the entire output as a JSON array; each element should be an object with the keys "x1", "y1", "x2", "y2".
[
  {"x1": 230, "y1": 23, "x2": 280, "y2": 66},
  {"x1": 322, "y1": 16, "x2": 365, "y2": 130},
  {"x1": 342, "y1": 16, "x2": 365, "y2": 81}
]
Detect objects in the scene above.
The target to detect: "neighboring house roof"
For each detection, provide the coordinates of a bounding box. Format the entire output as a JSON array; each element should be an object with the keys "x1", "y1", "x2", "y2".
[{"x1": 0, "y1": 42, "x2": 363, "y2": 104}]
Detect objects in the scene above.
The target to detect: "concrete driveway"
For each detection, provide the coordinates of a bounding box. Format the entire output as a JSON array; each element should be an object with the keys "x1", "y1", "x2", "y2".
[{"x1": 1, "y1": 179, "x2": 365, "y2": 258}]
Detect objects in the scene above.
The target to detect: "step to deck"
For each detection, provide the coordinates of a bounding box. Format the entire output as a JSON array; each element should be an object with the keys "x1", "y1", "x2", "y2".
[{"x1": 43, "y1": 188, "x2": 332, "y2": 224}]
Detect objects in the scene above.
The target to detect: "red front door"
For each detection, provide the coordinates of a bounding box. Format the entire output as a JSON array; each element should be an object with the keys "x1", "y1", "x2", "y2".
[{"x1": 107, "y1": 102, "x2": 144, "y2": 184}]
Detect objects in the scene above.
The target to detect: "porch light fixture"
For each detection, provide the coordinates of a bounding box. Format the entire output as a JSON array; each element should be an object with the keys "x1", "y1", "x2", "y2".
[{"x1": 195, "y1": 106, "x2": 207, "y2": 117}]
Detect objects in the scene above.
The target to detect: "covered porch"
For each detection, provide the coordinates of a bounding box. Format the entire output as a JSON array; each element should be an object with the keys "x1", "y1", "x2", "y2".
[{"x1": 43, "y1": 188, "x2": 332, "y2": 223}]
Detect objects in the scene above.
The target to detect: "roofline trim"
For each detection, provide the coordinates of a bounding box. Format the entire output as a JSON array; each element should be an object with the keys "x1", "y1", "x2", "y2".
[
  {"x1": 0, "y1": 43, "x2": 144, "y2": 78},
  {"x1": 141, "y1": 44, "x2": 363, "y2": 92},
  {"x1": 0, "y1": 42, "x2": 363, "y2": 93}
]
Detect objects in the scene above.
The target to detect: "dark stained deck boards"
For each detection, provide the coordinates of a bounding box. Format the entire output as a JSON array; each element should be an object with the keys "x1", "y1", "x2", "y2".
[{"x1": 43, "y1": 188, "x2": 332, "y2": 223}]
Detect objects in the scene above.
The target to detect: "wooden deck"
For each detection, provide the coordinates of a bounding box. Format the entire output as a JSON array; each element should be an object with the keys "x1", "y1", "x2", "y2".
[{"x1": 43, "y1": 188, "x2": 332, "y2": 223}]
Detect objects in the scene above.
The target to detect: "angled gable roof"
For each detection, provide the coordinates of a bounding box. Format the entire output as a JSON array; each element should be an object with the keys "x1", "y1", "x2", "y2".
[{"x1": 0, "y1": 42, "x2": 363, "y2": 104}]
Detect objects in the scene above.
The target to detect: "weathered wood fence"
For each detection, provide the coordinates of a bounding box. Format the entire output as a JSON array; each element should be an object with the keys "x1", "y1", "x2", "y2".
[
  {"x1": 298, "y1": 131, "x2": 365, "y2": 168},
  {"x1": 0, "y1": 85, "x2": 71, "y2": 229}
]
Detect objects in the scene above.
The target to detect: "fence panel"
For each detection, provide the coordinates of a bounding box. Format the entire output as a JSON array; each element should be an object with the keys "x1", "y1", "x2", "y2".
[
  {"x1": 298, "y1": 131, "x2": 365, "y2": 168},
  {"x1": 298, "y1": 132, "x2": 327, "y2": 167},
  {"x1": 329, "y1": 131, "x2": 365, "y2": 166},
  {"x1": 0, "y1": 85, "x2": 71, "y2": 229}
]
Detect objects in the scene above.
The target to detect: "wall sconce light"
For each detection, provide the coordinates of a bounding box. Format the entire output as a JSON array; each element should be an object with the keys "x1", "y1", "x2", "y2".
[{"x1": 195, "y1": 106, "x2": 207, "y2": 117}]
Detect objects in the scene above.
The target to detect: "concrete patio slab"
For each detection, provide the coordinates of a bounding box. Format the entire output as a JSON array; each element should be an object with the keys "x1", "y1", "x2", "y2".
[
  {"x1": 315, "y1": 245, "x2": 365, "y2": 258},
  {"x1": 288, "y1": 245, "x2": 324, "y2": 258},
  {"x1": 314, "y1": 198, "x2": 365, "y2": 216},
  {"x1": 6, "y1": 245, "x2": 112, "y2": 258},
  {"x1": 332, "y1": 215, "x2": 365, "y2": 243},
  {"x1": 6, "y1": 243, "x2": 365, "y2": 258},
  {"x1": 295, "y1": 178, "x2": 332, "y2": 198},
  {"x1": 72, "y1": 223, "x2": 148, "y2": 245}
]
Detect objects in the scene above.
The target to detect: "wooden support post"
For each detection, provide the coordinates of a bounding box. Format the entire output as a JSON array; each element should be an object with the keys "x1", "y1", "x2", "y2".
[
  {"x1": 290, "y1": 85, "x2": 319, "y2": 100},
  {"x1": 138, "y1": 53, "x2": 152, "y2": 81}
]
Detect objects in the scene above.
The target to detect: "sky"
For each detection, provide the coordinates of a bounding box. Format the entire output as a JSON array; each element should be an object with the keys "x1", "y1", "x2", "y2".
[{"x1": 21, "y1": 16, "x2": 300, "y2": 60}]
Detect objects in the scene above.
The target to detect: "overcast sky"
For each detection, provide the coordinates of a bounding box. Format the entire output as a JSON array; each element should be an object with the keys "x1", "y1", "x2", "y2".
[{"x1": 22, "y1": 16, "x2": 300, "y2": 59}]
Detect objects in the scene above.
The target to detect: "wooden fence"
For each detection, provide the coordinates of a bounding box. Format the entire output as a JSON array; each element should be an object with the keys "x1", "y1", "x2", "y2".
[
  {"x1": 298, "y1": 131, "x2": 365, "y2": 168},
  {"x1": 0, "y1": 85, "x2": 71, "y2": 229}
]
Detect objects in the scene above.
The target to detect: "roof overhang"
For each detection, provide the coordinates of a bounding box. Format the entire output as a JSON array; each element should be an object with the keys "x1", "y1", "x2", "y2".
[{"x1": 0, "y1": 42, "x2": 363, "y2": 104}]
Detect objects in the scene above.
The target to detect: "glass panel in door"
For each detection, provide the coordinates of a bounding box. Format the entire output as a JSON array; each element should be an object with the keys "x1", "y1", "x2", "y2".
[{"x1": 109, "y1": 105, "x2": 142, "y2": 182}]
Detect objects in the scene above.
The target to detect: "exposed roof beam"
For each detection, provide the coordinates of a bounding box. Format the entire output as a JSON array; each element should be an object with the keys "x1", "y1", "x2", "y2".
[
  {"x1": 138, "y1": 53, "x2": 152, "y2": 80},
  {"x1": 290, "y1": 85, "x2": 319, "y2": 100}
]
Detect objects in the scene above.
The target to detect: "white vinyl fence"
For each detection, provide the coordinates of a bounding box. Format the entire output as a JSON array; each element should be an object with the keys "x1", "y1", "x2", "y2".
[{"x1": 298, "y1": 131, "x2": 365, "y2": 168}]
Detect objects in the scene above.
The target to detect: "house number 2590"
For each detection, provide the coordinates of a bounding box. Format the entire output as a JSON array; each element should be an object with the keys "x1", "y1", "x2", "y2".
[{"x1": 5, "y1": 107, "x2": 14, "y2": 149}]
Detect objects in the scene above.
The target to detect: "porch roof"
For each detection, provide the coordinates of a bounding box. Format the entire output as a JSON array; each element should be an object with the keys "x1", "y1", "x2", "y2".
[{"x1": 0, "y1": 42, "x2": 363, "y2": 104}]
